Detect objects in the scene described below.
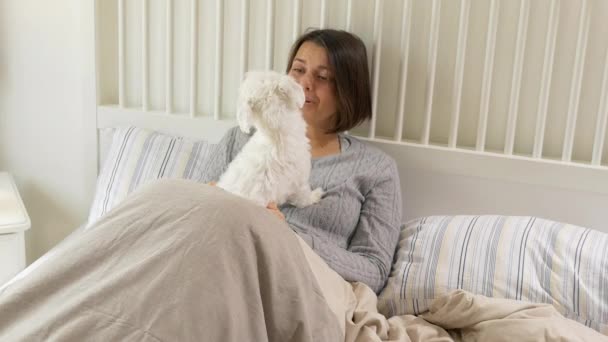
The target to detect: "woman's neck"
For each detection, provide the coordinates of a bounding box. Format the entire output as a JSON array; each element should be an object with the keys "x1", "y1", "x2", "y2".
[{"x1": 307, "y1": 129, "x2": 340, "y2": 158}]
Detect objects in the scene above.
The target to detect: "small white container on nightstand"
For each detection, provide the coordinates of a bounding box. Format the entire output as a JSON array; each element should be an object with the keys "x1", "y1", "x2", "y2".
[{"x1": 0, "y1": 172, "x2": 31, "y2": 285}]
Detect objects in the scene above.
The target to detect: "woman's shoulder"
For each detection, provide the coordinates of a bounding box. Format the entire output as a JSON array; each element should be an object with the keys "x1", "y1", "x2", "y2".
[
  {"x1": 342, "y1": 134, "x2": 397, "y2": 169},
  {"x1": 338, "y1": 134, "x2": 401, "y2": 195}
]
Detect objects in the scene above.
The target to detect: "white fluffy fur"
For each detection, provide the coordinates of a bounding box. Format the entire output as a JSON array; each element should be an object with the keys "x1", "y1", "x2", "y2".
[{"x1": 217, "y1": 71, "x2": 324, "y2": 207}]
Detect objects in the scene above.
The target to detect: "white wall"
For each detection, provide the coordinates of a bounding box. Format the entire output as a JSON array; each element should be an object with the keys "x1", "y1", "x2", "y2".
[{"x1": 0, "y1": 0, "x2": 93, "y2": 264}]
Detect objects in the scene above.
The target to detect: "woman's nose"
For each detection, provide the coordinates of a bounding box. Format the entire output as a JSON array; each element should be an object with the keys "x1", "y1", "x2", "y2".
[{"x1": 298, "y1": 73, "x2": 313, "y2": 91}]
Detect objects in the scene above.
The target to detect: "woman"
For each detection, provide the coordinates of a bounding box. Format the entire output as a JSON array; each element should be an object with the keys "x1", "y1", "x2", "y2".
[{"x1": 205, "y1": 29, "x2": 402, "y2": 294}]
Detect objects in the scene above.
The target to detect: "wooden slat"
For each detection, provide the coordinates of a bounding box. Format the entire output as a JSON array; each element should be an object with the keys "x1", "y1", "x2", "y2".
[
  {"x1": 368, "y1": 0, "x2": 384, "y2": 139},
  {"x1": 504, "y1": 0, "x2": 530, "y2": 155},
  {"x1": 189, "y1": 0, "x2": 198, "y2": 117},
  {"x1": 266, "y1": 0, "x2": 275, "y2": 70},
  {"x1": 118, "y1": 0, "x2": 126, "y2": 107},
  {"x1": 533, "y1": 0, "x2": 560, "y2": 159},
  {"x1": 320, "y1": 0, "x2": 327, "y2": 28},
  {"x1": 142, "y1": 0, "x2": 149, "y2": 111},
  {"x1": 448, "y1": 0, "x2": 471, "y2": 148},
  {"x1": 240, "y1": 0, "x2": 249, "y2": 79},
  {"x1": 166, "y1": 0, "x2": 173, "y2": 113},
  {"x1": 214, "y1": 0, "x2": 224, "y2": 119},
  {"x1": 476, "y1": 0, "x2": 499, "y2": 151},
  {"x1": 421, "y1": 0, "x2": 441, "y2": 145},
  {"x1": 346, "y1": 0, "x2": 353, "y2": 31},
  {"x1": 592, "y1": 47, "x2": 608, "y2": 166},
  {"x1": 562, "y1": 0, "x2": 590, "y2": 162},
  {"x1": 394, "y1": 0, "x2": 412, "y2": 142},
  {"x1": 293, "y1": 0, "x2": 301, "y2": 41}
]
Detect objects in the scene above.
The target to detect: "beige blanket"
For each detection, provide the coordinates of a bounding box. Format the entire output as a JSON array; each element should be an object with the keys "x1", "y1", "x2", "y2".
[{"x1": 0, "y1": 180, "x2": 341, "y2": 341}]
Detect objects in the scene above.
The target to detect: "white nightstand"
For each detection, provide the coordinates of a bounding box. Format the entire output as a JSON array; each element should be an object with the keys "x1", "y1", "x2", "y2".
[{"x1": 0, "y1": 172, "x2": 31, "y2": 285}]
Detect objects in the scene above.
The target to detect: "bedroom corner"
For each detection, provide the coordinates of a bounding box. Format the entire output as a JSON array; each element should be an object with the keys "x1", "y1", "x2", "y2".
[{"x1": 0, "y1": 0, "x2": 92, "y2": 266}]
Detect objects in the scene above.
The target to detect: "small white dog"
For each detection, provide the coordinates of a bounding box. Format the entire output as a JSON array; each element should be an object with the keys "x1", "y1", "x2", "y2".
[{"x1": 217, "y1": 70, "x2": 324, "y2": 207}]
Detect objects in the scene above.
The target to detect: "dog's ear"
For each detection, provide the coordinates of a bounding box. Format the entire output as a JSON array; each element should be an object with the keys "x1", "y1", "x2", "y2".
[
  {"x1": 278, "y1": 76, "x2": 305, "y2": 109},
  {"x1": 236, "y1": 80, "x2": 254, "y2": 134},
  {"x1": 236, "y1": 100, "x2": 253, "y2": 134}
]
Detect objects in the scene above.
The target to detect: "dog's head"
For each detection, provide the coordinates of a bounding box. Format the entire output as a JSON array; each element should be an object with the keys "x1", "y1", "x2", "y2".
[{"x1": 236, "y1": 71, "x2": 305, "y2": 134}]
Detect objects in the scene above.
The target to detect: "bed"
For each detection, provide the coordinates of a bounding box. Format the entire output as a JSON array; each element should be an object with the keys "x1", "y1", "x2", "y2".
[{"x1": 1, "y1": 0, "x2": 607, "y2": 340}]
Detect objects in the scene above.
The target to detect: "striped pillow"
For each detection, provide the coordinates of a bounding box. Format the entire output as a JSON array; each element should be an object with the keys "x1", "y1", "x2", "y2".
[
  {"x1": 379, "y1": 215, "x2": 608, "y2": 334},
  {"x1": 87, "y1": 126, "x2": 216, "y2": 225}
]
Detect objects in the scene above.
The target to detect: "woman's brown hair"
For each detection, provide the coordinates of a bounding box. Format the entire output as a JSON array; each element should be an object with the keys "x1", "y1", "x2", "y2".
[{"x1": 286, "y1": 29, "x2": 372, "y2": 133}]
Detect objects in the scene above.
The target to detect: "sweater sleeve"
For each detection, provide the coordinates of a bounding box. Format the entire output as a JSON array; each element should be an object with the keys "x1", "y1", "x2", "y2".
[{"x1": 307, "y1": 157, "x2": 402, "y2": 293}]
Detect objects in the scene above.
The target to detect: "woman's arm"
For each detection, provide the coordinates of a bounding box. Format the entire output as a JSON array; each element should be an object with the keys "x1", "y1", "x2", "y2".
[{"x1": 306, "y1": 158, "x2": 402, "y2": 293}]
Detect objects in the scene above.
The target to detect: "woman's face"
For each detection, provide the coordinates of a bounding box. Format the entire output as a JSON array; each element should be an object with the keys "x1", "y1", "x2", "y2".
[{"x1": 288, "y1": 41, "x2": 339, "y2": 134}]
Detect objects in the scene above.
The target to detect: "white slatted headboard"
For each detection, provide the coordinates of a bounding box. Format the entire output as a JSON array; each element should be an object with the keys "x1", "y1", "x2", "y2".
[{"x1": 85, "y1": 0, "x2": 608, "y2": 232}]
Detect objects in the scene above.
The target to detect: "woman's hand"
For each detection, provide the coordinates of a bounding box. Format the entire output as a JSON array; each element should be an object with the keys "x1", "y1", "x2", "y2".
[{"x1": 266, "y1": 202, "x2": 285, "y2": 221}]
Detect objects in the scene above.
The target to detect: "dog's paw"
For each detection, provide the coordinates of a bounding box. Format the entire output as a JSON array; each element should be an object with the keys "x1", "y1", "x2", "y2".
[
  {"x1": 309, "y1": 187, "x2": 324, "y2": 204},
  {"x1": 289, "y1": 187, "x2": 324, "y2": 208}
]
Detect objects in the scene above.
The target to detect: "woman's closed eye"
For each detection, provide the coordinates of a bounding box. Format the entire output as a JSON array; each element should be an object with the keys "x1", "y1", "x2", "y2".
[
  {"x1": 290, "y1": 66, "x2": 334, "y2": 85},
  {"x1": 315, "y1": 73, "x2": 335, "y2": 85}
]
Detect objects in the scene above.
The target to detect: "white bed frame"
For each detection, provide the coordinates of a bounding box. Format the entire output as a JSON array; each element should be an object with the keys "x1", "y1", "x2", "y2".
[{"x1": 82, "y1": 0, "x2": 608, "y2": 233}]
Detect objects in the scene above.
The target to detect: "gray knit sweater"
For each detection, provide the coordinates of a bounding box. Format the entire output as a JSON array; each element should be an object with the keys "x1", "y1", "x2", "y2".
[{"x1": 202, "y1": 127, "x2": 402, "y2": 293}]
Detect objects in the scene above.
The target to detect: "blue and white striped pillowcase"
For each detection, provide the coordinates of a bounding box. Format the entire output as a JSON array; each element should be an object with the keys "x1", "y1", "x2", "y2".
[
  {"x1": 378, "y1": 215, "x2": 608, "y2": 335},
  {"x1": 87, "y1": 126, "x2": 215, "y2": 225}
]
